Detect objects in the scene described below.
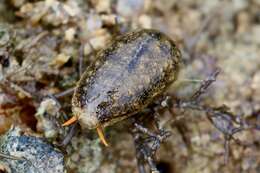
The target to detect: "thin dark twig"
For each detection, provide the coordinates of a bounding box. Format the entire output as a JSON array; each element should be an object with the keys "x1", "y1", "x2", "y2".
[
  {"x1": 79, "y1": 44, "x2": 84, "y2": 77},
  {"x1": 131, "y1": 114, "x2": 171, "y2": 173},
  {"x1": 184, "y1": 13, "x2": 214, "y2": 54},
  {"x1": 137, "y1": 161, "x2": 146, "y2": 173},
  {"x1": 58, "y1": 123, "x2": 78, "y2": 147},
  {"x1": 191, "y1": 69, "x2": 220, "y2": 101},
  {"x1": 224, "y1": 136, "x2": 230, "y2": 164},
  {"x1": 131, "y1": 128, "x2": 147, "y2": 173},
  {"x1": 0, "y1": 152, "x2": 24, "y2": 161},
  {"x1": 134, "y1": 123, "x2": 158, "y2": 138},
  {"x1": 257, "y1": 113, "x2": 260, "y2": 130},
  {"x1": 184, "y1": 2, "x2": 222, "y2": 57},
  {"x1": 0, "y1": 152, "x2": 33, "y2": 166},
  {"x1": 53, "y1": 87, "x2": 75, "y2": 98}
]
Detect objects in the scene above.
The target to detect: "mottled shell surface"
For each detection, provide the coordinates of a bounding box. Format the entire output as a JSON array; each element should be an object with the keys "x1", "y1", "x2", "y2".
[{"x1": 72, "y1": 29, "x2": 181, "y2": 129}]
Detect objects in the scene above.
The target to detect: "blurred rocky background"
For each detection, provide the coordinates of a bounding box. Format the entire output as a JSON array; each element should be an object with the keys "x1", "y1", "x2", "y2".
[{"x1": 0, "y1": 0, "x2": 259, "y2": 173}]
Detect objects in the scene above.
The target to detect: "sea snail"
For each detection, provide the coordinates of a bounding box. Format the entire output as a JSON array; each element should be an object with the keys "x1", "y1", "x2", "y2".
[{"x1": 62, "y1": 29, "x2": 181, "y2": 146}]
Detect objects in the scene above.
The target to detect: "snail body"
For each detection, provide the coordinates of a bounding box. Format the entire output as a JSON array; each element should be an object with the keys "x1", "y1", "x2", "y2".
[{"x1": 63, "y1": 29, "x2": 181, "y2": 145}]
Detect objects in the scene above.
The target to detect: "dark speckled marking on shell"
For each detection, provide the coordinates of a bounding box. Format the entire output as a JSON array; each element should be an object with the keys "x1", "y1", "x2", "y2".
[{"x1": 72, "y1": 29, "x2": 181, "y2": 129}]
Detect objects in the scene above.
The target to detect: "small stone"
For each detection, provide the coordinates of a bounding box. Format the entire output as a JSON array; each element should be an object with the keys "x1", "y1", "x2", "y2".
[
  {"x1": 0, "y1": 26, "x2": 10, "y2": 46},
  {"x1": 10, "y1": 0, "x2": 26, "y2": 8},
  {"x1": 101, "y1": 14, "x2": 125, "y2": 26},
  {"x1": 83, "y1": 43, "x2": 93, "y2": 56},
  {"x1": 116, "y1": 0, "x2": 144, "y2": 17},
  {"x1": 236, "y1": 11, "x2": 251, "y2": 34},
  {"x1": 35, "y1": 98, "x2": 64, "y2": 139},
  {"x1": 254, "y1": 0, "x2": 260, "y2": 5},
  {"x1": 94, "y1": 0, "x2": 111, "y2": 13},
  {"x1": 138, "y1": 14, "x2": 152, "y2": 29},
  {"x1": 67, "y1": 134, "x2": 102, "y2": 173},
  {"x1": 50, "y1": 53, "x2": 70, "y2": 68},
  {"x1": 88, "y1": 29, "x2": 111, "y2": 50},
  {"x1": 37, "y1": 98, "x2": 60, "y2": 115},
  {"x1": 252, "y1": 25, "x2": 260, "y2": 44},
  {"x1": 86, "y1": 14, "x2": 103, "y2": 32},
  {"x1": 0, "y1": 114, "x2": 12, "y2": 135},
  {"x1": 65, "y1": 27, "x2": 76, "y2": 42},
  {"x1": 251, "y1": 71, "x2": 260, "y2": 101},
  {"x1": 63, "y1": 2, "x2": 79, "y2": 17},
  {"x1": 0, "y1": 127, "x2": 66, "y2": 173}
]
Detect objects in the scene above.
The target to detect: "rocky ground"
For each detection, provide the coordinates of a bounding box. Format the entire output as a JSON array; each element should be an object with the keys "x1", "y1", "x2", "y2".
[{"x1": 0, "y1": 0, "x2": 259, "y2": 173}]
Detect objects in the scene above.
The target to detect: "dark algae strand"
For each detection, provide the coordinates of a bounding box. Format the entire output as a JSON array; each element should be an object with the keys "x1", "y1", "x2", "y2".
[{"x1": 63, "y1": 29, "x2": 181, "y2": 145}]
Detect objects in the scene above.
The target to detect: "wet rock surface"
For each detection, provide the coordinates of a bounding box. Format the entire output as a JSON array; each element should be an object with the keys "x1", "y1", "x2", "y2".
[{"x1": 0, "y1": 127, "x2": 65, "y2": 173}]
